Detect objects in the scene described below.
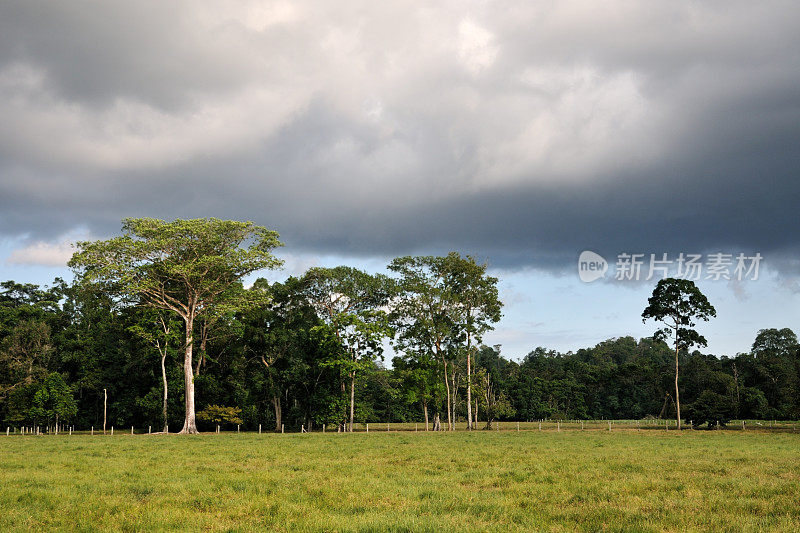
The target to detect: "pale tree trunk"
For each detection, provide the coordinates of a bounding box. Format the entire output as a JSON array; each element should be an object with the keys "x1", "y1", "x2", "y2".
[
  {"x1": 180, "y1": 314, "x2": 199, "y2": 434},
  {"x1": 474, "y1": 398, "x2": 478, "y2": 427},
  {"x1": 261, "y1": 355, "x2": 282, "y2": 432},
  {"x1": 340, "y1": 380, "x2": 347, "y2": 432},
  {"x1": 483, "y1": 373, "x2": 493, "y2": 430},
  {"x1": 273, "y1": 396, "x2": 282, "y2": 432},
  {"x1": 466, "y1": 338, "x2": 472, "y2": 430},
  {"x1": 349, "y1": 370, "x2": 356, "y2": 433},
  {"x1": 674, "y1": 343, "x2": 681, "y2": 431},
  {"x1": 672, "y1": 321, "x2": 682, "y2": 431},
  {"x1": 161, "y1": 349, "x2": 169, "y2": 432},
  {"x1": 442, "y1": 360, "x2": 452, "y2": 431},
  {"x1": 423, "y1": 402, "x2": 429, "y2": 431},
  {"x1": 451, "y1": 371, "x2": 458, "y2": 431},
  {"x1": 733, "y1": 363, "x2": 740, "y2": 418}
]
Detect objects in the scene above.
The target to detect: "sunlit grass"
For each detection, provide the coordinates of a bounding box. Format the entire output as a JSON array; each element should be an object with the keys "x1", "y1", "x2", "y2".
[{"x1": 1, "y1": 430, "x2": 799, "y2": 531}]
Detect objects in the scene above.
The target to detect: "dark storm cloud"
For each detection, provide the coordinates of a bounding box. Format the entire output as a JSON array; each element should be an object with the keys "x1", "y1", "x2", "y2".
[{"x1": 1, "y1": 1, "x2": 798, "y2": 274}]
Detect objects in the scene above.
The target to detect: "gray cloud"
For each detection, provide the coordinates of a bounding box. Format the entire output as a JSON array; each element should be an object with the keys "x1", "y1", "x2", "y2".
[{"x1": 0, "y1": 1, "x2": 798, "y2": 274}]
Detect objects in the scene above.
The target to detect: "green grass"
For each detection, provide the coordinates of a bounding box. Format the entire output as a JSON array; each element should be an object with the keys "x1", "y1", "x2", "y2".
[{"x1": 1, "y1": 430, "x2": 799, "y2": 531}]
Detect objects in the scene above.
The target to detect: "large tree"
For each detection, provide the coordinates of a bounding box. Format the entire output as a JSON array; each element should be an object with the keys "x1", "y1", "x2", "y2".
[
  {"x1": 447, "y1": 256, "x2": 502, "y2": 430},
  {"x1": 749, "y1": 328, "x2": 799, "y2": 418},
  {"x1": 389, "y1": 255, "x2": 458, "y2": 430},
  {"x1": 642, "y1": 278, "x2": 716, "y2": 430},
  {"x1": 69, "y1": 218, "x2": 283, "y2": 434},
  {"x1": 752, "y1": 328, "x2": 798, "y2": 358},
  {"x1": 302, "y1": 266, "x2": 394, "y2": 432},
  {"x1": 389, "y1": 253, "x2": 501, "y2": 430}
]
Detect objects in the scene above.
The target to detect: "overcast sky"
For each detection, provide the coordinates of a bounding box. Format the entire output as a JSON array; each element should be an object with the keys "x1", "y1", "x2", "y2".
[{"x1": 1, "y1": 1, "x2": 798, "y2": 358}]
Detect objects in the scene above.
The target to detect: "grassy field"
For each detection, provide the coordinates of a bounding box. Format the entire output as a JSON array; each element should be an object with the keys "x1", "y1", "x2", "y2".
[{"x1": 2, "y1": 430, "x2": 799, "y2": 532}]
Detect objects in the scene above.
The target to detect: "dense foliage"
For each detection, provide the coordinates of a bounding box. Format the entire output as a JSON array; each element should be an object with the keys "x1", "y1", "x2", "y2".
[{"x1": 1, "y1": 275, "x2": 797, "y2": 431}]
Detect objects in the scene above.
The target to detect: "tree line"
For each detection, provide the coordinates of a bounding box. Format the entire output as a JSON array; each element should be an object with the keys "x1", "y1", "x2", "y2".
[{"x1": 1, "y1": 219, "x2": 798, "y2": 432}]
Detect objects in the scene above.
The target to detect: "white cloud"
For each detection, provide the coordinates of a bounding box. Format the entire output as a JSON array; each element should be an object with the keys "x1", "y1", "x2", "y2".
[
  {"x1": 196, "y1": 1, "x2": 305, "y2": 32},
  {"x1": 458, "y1": 19, "x2": 497, "y2": 74},
  {"x1": 6, "y1": 239, "x2": 75, "y2": 267}
]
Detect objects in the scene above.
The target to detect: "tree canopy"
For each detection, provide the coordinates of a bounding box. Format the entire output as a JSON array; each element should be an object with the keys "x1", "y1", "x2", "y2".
[{"x1": 68, "y1": 218, "x2": 283, "y2": 433}]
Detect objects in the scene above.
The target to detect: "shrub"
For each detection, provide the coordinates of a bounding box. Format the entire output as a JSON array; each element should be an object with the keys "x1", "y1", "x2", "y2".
[{"x1": 196, "y1": 405, "x2": 243, "y2": 428}]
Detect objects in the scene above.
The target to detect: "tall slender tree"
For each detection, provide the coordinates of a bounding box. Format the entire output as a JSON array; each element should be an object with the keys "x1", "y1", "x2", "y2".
[
  {"x1": 302, "y1": 267, "x2": 394, "y2": 432},
  {"x1": 389, "y1": 256, "x2": 458, "y2": 430},
  {"x1": 390, "y1": 253, "x2": 501, "y2": 430},
  {"x1": 129, "y1": 309, "x2": 180, "y2": 432},
  {"x1": 447, "y1": 256, "x2": 502, "y2": 429},
  {"x1": 642, "y1": 278, "x2": 716, "y2": 430}
]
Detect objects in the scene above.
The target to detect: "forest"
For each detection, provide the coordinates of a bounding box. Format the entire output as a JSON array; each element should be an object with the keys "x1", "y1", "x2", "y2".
[{"x1": 1, "y1": 219, "x2": 798, "y2": 433}]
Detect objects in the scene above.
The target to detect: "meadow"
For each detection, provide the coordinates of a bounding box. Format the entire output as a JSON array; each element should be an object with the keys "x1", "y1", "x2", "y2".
[{"x1": 1, "y1": 428, "x2": 799, "y2": 532}]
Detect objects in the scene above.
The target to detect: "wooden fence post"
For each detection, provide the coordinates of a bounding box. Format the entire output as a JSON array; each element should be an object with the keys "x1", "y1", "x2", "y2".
[
  {"x1": 281, "y1": 424, "x2": 284, "y2": 434},
  {"x1": 111, "y1": 426, "x2": 114, "y2": 436}
]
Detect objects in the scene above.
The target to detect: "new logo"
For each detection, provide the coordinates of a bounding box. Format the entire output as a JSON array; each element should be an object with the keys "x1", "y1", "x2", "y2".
[{"x1": 578, "y1": 251, "x2": 607, "y2": 283}]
